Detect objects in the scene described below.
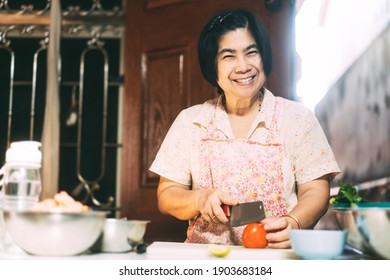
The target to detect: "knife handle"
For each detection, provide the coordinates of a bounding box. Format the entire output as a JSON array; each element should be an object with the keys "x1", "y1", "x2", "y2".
[{"x1": 221, "y1": 204, "x2": 232, "y2": 217}]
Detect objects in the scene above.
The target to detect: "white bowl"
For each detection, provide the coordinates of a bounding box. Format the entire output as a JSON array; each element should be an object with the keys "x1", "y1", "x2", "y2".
[
  {"x1": 91, "y1": 218, "x2": 150, "y2": 253},
  {"x1": 3, "y1": 210, "x2": 107, "y2": 256},
  {"x1": 289, "y1": 229, "x2": 347, "y2": 260}
]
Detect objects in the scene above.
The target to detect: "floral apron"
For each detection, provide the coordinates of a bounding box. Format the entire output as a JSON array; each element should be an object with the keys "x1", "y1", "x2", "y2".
[{"x1": 186, "y1": 98, "x2": 288, "y2": 245}]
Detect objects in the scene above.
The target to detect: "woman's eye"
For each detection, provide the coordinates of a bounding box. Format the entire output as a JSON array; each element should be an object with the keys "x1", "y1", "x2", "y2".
[
  {"x1": 222, "y1": 55, "x2": 234, "y2": 60},
  {"x1": 247, "y1": 51, "x2": 259, "y2": 56}
]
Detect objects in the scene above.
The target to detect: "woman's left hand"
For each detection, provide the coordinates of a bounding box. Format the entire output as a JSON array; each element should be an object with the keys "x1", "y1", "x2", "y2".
[{"x1": 260, "y1": 216, "x2": 295, "y2": 249}]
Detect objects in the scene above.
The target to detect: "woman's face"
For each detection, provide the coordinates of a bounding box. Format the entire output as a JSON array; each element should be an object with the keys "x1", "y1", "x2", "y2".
[{"x1": 216, "y1": 28, "x2": 266, "y2": 99}]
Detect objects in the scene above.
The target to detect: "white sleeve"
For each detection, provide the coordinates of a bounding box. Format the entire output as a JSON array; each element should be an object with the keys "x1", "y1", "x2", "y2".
[{"x1": 149, "y1": 109, "x2": 192, "y2": 186}]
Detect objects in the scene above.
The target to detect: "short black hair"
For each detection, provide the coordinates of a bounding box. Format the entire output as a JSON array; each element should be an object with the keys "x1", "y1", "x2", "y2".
[{"x1": 198, "y1": 9, "x2": 272, "y2": 94}]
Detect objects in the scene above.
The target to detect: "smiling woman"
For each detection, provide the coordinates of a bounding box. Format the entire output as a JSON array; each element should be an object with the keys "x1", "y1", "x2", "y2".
[
  {"x1": 216, "y1": 28, "x2": 265, "y2": 138},
  {"x1": 216, "y1": 31, "x2": 265, "y2": 102},
  {"x1": 198, "y1": 10, "x2": 272, "y2": 96},
  {"x1": 149, "y1": 8, "x2": 340, "y2": 248}
]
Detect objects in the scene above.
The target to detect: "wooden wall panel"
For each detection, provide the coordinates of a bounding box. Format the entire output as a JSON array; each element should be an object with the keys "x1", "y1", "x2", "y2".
[{"x1": 141, "y1": 47, "x2": 188, "y2": 188}]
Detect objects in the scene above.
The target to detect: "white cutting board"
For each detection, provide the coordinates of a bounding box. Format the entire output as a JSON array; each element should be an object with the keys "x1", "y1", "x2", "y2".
[{"x1": 146, "y1": 241, "x2": 300, "y2": 260}]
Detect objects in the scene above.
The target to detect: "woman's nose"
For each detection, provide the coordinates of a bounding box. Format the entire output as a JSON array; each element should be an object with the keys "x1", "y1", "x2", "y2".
[{"x1": 235, "y1": 56, "x2": 251, "y2": 73}]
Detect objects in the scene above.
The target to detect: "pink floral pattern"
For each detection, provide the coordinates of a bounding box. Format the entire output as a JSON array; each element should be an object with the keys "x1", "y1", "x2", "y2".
[{"x1": 187, "y1": 98, "x2": 287, "y2": 245}]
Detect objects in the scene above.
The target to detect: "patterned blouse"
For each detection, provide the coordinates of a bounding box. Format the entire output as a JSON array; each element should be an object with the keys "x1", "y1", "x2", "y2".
[{"x1": 150, "y1": 88, "x2": 340, "y2": 213}]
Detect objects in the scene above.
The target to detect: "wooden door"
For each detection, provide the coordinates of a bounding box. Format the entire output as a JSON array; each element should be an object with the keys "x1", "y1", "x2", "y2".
[{"x1": 121, "y1": 0, "x2": 295, "y2": 243}]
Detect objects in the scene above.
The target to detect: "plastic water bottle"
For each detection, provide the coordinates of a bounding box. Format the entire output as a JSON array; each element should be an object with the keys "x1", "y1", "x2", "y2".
[{"x1": 0, "y1": 141, "x2": 42, "y2": 211}]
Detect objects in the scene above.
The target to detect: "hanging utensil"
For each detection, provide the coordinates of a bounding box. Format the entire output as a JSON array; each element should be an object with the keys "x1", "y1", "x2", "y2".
[
  {"x1": 65, "y1": 85, "x2": 78, "y2": 126},
  {"x1": 0, "y1": 26, "x2": 15, "y2": 148},
  {"x1": 31, "y1": 32, "x2": 49, "y2": 140}
]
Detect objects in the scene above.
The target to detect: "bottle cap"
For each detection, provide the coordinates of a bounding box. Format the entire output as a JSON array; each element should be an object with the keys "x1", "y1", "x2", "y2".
[{"x1": 5, "y1": 141, "x2": 42, "y2": 166}]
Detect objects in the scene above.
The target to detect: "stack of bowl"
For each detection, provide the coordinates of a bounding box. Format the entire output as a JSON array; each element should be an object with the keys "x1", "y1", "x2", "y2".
[
  {"x1": 3, "y1": 211, "x2": 151, "y2": 256},
  {"x1": 91, "y1": 218, "x2": 150, "y2": 253}
]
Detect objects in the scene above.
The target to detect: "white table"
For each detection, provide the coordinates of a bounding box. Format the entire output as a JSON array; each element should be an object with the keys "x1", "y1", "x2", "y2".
[{"x1": 0, "y1": 241, "x2": 375, "y2": 260}]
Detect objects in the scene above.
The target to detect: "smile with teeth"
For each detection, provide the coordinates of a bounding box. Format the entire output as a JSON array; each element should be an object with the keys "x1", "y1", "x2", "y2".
[{"x1": 234, "y1": 76, "x2": 254, "y2": 84}]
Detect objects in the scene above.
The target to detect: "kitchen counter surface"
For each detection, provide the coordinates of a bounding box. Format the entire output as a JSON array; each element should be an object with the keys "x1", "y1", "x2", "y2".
[{"x1": 0, "y1": 241, "x2": 378, "y2": 260}]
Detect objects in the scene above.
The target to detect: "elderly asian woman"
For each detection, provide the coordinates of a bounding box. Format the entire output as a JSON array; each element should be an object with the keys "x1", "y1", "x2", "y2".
[{"x1": 150, "y1": 9, "x2": 340, "y2": 248}]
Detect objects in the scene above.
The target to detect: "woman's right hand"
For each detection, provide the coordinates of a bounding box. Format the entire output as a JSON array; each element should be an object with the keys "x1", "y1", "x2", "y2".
[
  {"x1": 195, "y1": 189, "x2": 239, "y2": 225},
  {"x1": 157, "y1": 177, "x2": 238, "y2": 223}
]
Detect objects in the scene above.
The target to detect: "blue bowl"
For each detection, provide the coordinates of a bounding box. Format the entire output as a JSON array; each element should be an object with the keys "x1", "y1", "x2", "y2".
[{"x1": 289, "y1": 229, "x2": 347, "y2": 260}]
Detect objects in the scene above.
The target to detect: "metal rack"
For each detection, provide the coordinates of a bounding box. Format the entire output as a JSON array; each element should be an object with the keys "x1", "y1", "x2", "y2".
[
  {"x1": 0, "y1": 0, "x2": 124, "y2": 210},
  {"x1": 0, "y1": 0, "x2": 124, "y2": 38}
]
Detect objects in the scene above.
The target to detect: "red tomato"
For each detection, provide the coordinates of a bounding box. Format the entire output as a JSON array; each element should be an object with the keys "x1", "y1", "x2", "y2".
[{"x1": 242, "y1": 223, "x2": 268, "y2": 248}]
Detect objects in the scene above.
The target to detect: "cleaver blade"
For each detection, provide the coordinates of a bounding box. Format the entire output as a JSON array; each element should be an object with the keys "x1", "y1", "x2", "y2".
[{"x1": 229, "y1": 201, "x2": 265, "y2": 227}]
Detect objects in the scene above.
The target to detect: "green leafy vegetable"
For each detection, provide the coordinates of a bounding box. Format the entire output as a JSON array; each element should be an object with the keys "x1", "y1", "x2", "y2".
[{"x1": 329, "y1": 181, "x2": 367, "y2": 206}]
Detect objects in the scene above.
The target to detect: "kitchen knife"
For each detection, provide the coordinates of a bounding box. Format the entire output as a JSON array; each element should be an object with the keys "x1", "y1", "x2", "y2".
[{"x1": 224, "y1": 201, "x2": 265, "y2": 227}]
